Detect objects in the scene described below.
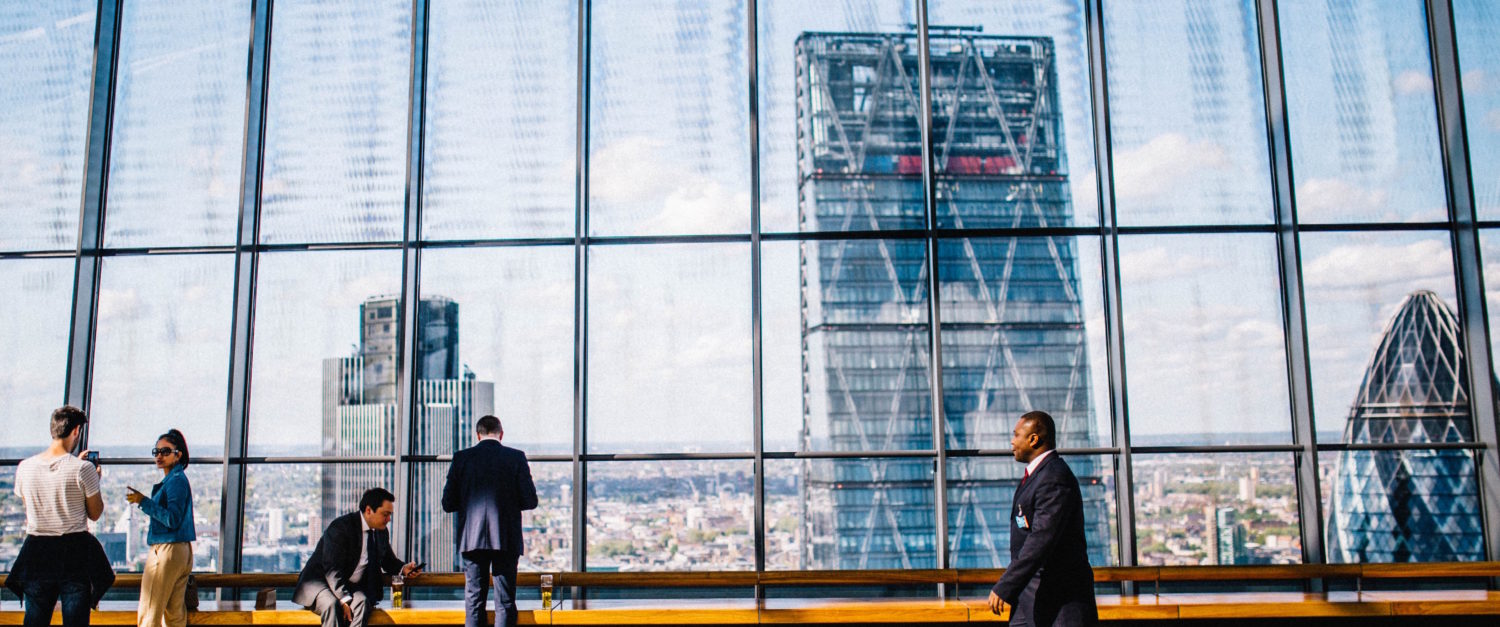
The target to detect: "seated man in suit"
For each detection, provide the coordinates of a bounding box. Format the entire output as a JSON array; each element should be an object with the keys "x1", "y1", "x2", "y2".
[{"x1": 293, "y1": 488, "x2": 422, "y2": 627}]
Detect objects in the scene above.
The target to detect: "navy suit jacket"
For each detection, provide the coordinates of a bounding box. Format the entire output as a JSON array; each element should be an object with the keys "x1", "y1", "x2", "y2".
[
  {"x1": 293, "y1": 512, "x2": 405, "y2": 607},
  {"x1": 992, "y1": 453, "x2": 1097, "y2": 626},
  {"x1": 441, "y1": 439, "x2": 538, "y2": 556}
]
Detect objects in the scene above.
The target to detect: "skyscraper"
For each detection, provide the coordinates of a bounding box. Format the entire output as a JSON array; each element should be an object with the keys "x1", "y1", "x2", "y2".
[
  {"x1": 795, "y1": 31, "x2": 1106, "y2": 570},
  {"x1": 322, "y1": 295, "x2": 493, "y2": 572},
  {"x1": 1326, "y1": 291, "x2": 1484, "y2": 562}
]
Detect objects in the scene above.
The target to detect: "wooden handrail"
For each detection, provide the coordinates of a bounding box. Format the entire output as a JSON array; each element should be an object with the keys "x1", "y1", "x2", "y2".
[{"x1": 3, "y1": 562, "x2": 1494, "y2": 591}]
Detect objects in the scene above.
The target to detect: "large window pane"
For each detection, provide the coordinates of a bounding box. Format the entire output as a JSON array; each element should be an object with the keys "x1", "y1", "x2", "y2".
[
  {"x1": 1300, "y1": 232, "x2": 1460, "y2": 439},
  {"x1": 587, "y1": 244, "x2": 751, "y2": 454},
  {"x1": 1119, "y1": 235, "x2": 1291, "y2": 445},
  {"x1": 928, "y1": 0, "x2": 1100, "y2": 229},
  {"x1": 588, "y1": 0, "x2": 749, "y2": 236},
  {"x1": 1455, "y1": 0, "x2": 1500, "y2": 220},
  {"x1": 939, "y1": 236, "x2": 1110, "y2": 450},
  {"x1": 98, "y1": 464, "x2": 222, "y2": 571},
  {"x1": 0, "y1": 2, "x2": 94, "y2": 251},
  {"x1": 415, "y1": 247, "x2": 574, "y2": 456},
  {"x1": 421, "y1": 0, "x2": 576, "y2": 240},
  {"x1": 1104, "y1": 0, "x2": 1272, "y2": 225},
  {"x1": 0, "y1": 258, "x2": 73, "y2": 455},
  {"x1": 247, "y1": 250, "x2": 402, "y2": 456},
  {"x1": 1134, "y1": 453, "x2": 1302, "y2": 565},
  {"x1": 587, "y1": 460, "x2": 753, "y2": 571},
  {"x1": 1279, "y1": 0, "x2": 1446, "y2": 223},
  {"x1": 259, "y1": 0, "x2": 411, "y2": 244},
  {"x1": 89, "y1": 254, "x2": 234, "y2": 457},
  {"x1": 104, "y1": 0, "x2": 248, "y2": 248},
  {"x1": 948, "y1": 454, "x2": 1115, "y2": 569},
  {"x1": 0, "y1": 467, "x2": 21, "y2": 568},
  {"x1": 765, "y1": 457, "x2": 935, "y2": 570},
  {"x1": 412, "y1": 461, "x2": 572, "y2": 573},
  {"x1": 763, "y1": 239, "x2": 932, "y2": 453},
  {"x1": 241, "y1": 462, "x2": 393, "y2": 572},
  {"x1": 1319, "y1": 448, "x2": 1482, "y2": 563},
  {"x1": 756, "y1": 1, "x2": 916, "y2": 233}
]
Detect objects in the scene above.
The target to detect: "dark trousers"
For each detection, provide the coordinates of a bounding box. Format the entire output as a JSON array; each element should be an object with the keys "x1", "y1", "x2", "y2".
[
  {"x1": 462, "y1": 550, "x2": 520, "y2": 627},
  {"x1": 23, "y1": 579, "x2": 90, "y2": 627},
  {"x1": 309, "y1": 588, "x2": 371, "y2": 627}
]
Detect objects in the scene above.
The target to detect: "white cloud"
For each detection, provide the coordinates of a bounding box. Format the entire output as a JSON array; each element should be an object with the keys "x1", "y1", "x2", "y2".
[
  {"x1": 1302, "y1": 238, "x2": 1451, "y2": 291},
  {"x1": 1118, "y1": 245, "x2": 1217, "y2": 283},
  {"x1": 1463, "y1": 69, "x2": 1487, "y2": 93},
  {"x1": 591, "y1": 135, "x2": 750, "y2": 234},
  {"x1": 97, "y1": 287, "x2": 143, "y2": 323},
  {"x1": 1394, "y1": 70, "x2": 1433, "y2": 95},
  {"x1": 1111, "y1": 133, "x2": 1229, "y2": 201},
  {"x1": 1295, "y1": 178, "x2": 1388, "y2": 216}
]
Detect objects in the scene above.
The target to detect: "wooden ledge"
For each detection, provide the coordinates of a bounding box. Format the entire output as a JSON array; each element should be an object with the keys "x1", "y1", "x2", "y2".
[{"x1": 2, "y1": 592, "x2": 1498, "y2": 624}]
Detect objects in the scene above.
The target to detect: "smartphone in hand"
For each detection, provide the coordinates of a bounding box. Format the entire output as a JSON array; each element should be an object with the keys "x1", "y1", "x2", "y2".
[{"x1": 83, "y1": 451, "x2": 100, "y2": 466}]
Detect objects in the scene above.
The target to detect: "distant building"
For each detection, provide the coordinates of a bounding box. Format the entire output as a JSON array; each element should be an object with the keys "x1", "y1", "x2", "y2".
[
  {"x1": 1210, "y1": 506, "x2": 1245, "y2": 566},
  {"x1": 1326, "y1": 291, "x2": 1484, "y2": 562},
  {"x1": 321, "y1": 295, "x2": 493, "y2": 572},
  {"x1": 795, "y1": 30, "x2": 1106, "y2": 570}
]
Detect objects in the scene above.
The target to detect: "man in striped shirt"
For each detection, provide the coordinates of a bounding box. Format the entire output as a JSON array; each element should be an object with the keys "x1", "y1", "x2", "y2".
[{"x1": 8, "y1": 406, "x2": 108, "y2": 627}]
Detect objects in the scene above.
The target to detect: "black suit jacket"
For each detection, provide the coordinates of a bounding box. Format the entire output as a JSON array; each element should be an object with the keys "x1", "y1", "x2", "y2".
[
  {"x1": 992, "y1": 453, "x2": 1097, "y2": 626},
  {"x1": 441, "y1": 439, "x2": 539, "y2": 556},
  {"x1": 293, "y1": 512, "x2": 405, "y2": 607}
]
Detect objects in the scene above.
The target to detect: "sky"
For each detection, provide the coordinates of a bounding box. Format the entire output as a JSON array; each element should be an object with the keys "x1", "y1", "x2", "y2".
[{"x1": 4, "y1": 0, "x2": 1500, "y2": 456}]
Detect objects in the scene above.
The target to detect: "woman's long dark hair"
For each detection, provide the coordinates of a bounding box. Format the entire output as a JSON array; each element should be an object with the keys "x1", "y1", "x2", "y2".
[{"x1": 158, "y1": 429, "x2": 189, "y2": 467}]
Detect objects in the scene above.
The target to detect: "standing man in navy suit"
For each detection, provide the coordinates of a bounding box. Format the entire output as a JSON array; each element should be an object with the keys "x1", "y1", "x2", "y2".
[
  {"x1": 442, "y1": 415, "x2": 539, "y2": 627},
  {"x1": 988, "y1": 411, "x2": 1097, "y2": 626}
]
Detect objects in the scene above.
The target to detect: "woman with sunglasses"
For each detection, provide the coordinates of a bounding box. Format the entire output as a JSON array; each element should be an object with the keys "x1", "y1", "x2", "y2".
[{"x1": 125, "y1": 430, "x2": 196, "y2": 627}]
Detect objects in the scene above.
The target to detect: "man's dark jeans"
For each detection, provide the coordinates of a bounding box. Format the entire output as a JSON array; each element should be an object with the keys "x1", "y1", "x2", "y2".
[
  {"x1": 462, "y1": 551, "x2": 521, "y2": 627},
  {"x1": 23, "y1": 579, "x2": 91, "y2": 627}
]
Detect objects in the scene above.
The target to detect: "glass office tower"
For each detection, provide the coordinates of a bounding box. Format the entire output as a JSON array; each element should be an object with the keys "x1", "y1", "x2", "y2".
[
  {"x1": 322, "y1": 295, "x2": 493, "y2": 571},
  {"x1": 1327, "y1": 291, "x2": 1484, "y2": 562},
  {"x1": 796, "y1": 31, "x2": 1106, "y2": 569}
]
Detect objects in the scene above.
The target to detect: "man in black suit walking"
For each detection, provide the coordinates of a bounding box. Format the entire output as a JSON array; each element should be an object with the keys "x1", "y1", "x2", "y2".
[
  {"x1": 442, "y1": 415, "x2": 539, "y2": 627},
  {"x1": 294, "y1": 488, "x2": 422, "y2": 627},
  {"x1": 988, "y1": 411, "x2": 1097, "y2": 626}
]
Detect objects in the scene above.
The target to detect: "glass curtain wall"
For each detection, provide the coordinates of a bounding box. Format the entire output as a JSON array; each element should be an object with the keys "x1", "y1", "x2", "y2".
[{"x1": 1, "y1": 0, "x2": 1497, "y2": 577}]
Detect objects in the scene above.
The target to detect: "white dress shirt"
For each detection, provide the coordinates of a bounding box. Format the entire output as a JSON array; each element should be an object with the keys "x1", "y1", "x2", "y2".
[{"x1": 1025, "y1": 449, "x2": 1055, "y2": 480}]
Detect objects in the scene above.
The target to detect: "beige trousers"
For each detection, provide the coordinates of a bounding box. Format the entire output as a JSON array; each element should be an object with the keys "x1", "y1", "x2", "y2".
[{"x1": 138, "y1": 542, "x2": 192, "y2": 627}]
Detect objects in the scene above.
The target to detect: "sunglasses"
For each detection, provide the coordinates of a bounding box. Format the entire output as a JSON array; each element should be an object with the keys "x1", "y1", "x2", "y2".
[{"x1": 151, "y1": 447, "x2": 179, "y2": 457}]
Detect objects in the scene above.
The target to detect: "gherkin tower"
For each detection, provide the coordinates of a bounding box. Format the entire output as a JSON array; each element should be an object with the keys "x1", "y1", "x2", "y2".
[{"x1": 1326, "y1": 290, "x2": 1484, "y2": 562}]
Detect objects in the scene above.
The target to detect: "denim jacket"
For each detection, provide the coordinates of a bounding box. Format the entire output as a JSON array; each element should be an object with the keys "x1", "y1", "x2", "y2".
[{"x1": 137, "y1": 465, "x2": 197, "y2": 545}]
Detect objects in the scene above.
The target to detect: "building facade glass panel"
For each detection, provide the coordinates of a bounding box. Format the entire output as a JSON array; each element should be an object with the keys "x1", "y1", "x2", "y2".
[
  {"x1": 588, "y1": 0, "x2": 750, "y2": 236},
  {"x1": 241, "y1": 463, "x2": 393, "y2": 573},
  {"x1": 246, "y1": 250, "x2": 403, "y2": 456},
  {"x1": 1103, "y1": 0, "x2": 1273, "y2": 225},
  {"x1": 586, "y1": 244, "x2": 752, "y2": 454},
  {"x1": 1278, "y1": 0, "x2": 1447, "y2": 224},
  {"x1": 89, "y1": 254, "x2": 235, "y2": 456},
  {"x1": 947, "y1": 454, "x2": 1115, "y2": 569},
  {"x1": 101, "y1": 464, "x2": 222, "y2": 572},
  {"x1": 756, "y1": 1, "x2": 915, "y2": 233},
  {"x1": 0, "y1": 1, "x2": 94, "y2": 251},
  {"x1": 104, "y1": 0, "x2": 249, "y2": 248},
  {"x1": 587, "y1": 460, "x2": 753, "y2": 571},
  {"x1": 1453, "y1": 0, "x2": 1500, "y2": 220},
  {"x1": 1118, "y1": 234, "x2": 1292, "y2": 445},
  {"x1": 1134, "y1": 452, "x2": 1302, "y2": 565},
  {"x1": 1300, "y1": 231, "x2": 1460, "y2": 438},
  {"x1": 939, "y1": 236, "x2": 1110, "y2": 450},
  {"x1": 416, "y1": 247, "x2": 574, "y2": 455},
  {"x1": 764, "y1": 457, "x2": 935, "y2": 570},
  {"x1": 258, "y1": 0, "x2": 411, "y2": 244},
  {"x1": 928, "y1": 0, "x2": 1100, "y2": 228},
  {"x1": 421, "y1": 0, "x2": 577, "y2": 240},
  {"x1": 0, "y1": 258, "x2": 74, "y2": 454}
]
